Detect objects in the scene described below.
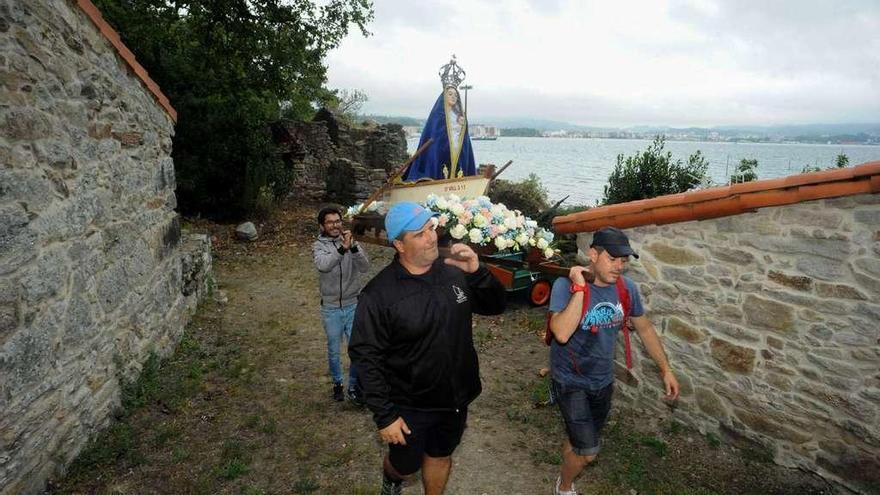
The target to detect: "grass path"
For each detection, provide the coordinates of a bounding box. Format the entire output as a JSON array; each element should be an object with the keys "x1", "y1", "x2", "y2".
[{"x1": 50, "y1": 209, "x2": 840, "y2": 494}]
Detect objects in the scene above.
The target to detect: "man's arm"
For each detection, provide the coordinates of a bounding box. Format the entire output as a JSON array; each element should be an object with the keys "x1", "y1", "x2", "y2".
[
  {"x1": 548, "y1": 266, "x2": 590, "y2": 344},
  {"x1": 445, "y1": 243, "x2": 506, "y2": 315},
  {"x1": 313, "y1": 240, "x2": 342, "y2": 273},
  {"x1": 348, "y1": 293, "x2": 400, "y2": 430},
  {"x1": 350, "y1": 241, "x2": 370, "y2": 273},
  {"x1": 631, "y1": 315, "x2": 680, "y2": 400}
]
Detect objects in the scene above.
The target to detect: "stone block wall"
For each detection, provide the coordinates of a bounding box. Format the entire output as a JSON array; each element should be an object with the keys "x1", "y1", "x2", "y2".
[
  {"x1": 580, "y1": 194, "x2": 880, "y2": 493},
  {"x1": 0, "y1": 1, "x2": 210, "y2": 493},
  {"x1": 274, "y1": 118, "x2": 407, "y2": 205}
]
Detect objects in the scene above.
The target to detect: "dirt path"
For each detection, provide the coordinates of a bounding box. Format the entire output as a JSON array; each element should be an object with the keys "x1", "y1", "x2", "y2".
[{"x1": 51, "y1": 206, "x2": 843, "y2": 495}]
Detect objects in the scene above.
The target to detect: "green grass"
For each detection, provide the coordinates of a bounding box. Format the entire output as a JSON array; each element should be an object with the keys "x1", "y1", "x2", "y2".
[
  {"x1": 530, "y1": 375, "x2": 552, "y2": 405},
  {"x1": 639, "y1": 435, "x2": 669, "y2": 458},
  {"x1": 706, "y1": 432, "x2": 721, "y2": 448},
  {"x1": 530, "y1": 448, "x2": 563, "y2": 465},
  {"x1": 293, "y1": 477, "x2": 320, "y2": 493}
]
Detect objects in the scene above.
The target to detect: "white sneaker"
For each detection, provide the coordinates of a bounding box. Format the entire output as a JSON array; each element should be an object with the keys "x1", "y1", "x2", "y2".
[{"x1": 554, "y1": 476, "x2": 578, "y2": 495}]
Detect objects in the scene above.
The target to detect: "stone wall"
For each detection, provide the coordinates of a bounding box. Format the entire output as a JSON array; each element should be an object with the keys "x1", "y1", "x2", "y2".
[
  {"x1": 0, "y1": 1, "x2": 210, "y2": 493},
  {"x1": 579, "y1": 194, "x2": 880, "y2": 493},
  {"x1": 274, "y1": 116, "x2": 407, "y2": 205}
]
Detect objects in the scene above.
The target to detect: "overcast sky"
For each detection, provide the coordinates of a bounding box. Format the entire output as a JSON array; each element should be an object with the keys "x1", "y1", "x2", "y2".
[{"x1": 325, "y1": 0, "x2": 880, "y2": 127}]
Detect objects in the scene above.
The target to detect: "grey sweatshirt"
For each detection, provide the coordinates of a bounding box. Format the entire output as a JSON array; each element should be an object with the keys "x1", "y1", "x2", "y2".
[{"x1": 313, "y1": 234, "x2": 370, "y2": 308}]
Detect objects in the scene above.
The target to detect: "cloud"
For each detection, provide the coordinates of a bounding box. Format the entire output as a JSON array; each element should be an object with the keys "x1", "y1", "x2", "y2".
[{"x1": 326, "y1": 0, "x2": 880, "y2": 126}]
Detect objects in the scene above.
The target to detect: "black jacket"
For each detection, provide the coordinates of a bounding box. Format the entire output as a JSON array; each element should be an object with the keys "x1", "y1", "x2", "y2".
[{"x1": 349, "y1": 256, "x2": 506, "y2": 429}]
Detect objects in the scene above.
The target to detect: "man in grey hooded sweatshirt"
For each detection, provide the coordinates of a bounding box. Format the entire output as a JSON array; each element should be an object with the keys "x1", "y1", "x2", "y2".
[{"x1": 313, "y1": 206, "x2": 370, "y2": 402}]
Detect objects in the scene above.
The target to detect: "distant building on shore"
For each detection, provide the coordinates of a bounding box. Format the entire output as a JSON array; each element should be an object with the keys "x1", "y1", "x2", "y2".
[{"x1": 470, "y1": 124, "x2": 499, "y2": 140}]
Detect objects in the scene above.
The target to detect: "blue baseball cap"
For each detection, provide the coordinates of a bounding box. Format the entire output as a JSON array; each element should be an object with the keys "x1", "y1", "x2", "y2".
[{"x1": 385, "y1": 202, "x2": 438, "y2": 241}]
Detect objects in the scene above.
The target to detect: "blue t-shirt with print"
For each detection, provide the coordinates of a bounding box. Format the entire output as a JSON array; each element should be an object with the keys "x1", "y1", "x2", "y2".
[{"x1": 548, "y1": 276, "x2": 644, "y2": 390}]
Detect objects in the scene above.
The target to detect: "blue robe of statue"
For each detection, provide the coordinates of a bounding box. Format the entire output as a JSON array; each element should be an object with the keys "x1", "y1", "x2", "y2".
[{"x1": 404, "y1": 91, "x2": 476, "y2": 181}]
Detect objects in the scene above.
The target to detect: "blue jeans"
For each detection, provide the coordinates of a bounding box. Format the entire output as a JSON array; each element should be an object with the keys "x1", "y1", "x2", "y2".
[
  {"x1": 320, "y1": 303, "x2": 358, "y2": 389},
  {"x1": 551, "y1": 379, "x2": 613, "y2": 456}
]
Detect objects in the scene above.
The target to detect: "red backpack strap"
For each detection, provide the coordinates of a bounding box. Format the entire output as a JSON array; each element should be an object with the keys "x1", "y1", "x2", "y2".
[
  {"x1": 616, "y1": 277, "x2": 633, "y2": 369},
  {"x1": 543, "y1": 312, "x2": 553, "y2": 345}
]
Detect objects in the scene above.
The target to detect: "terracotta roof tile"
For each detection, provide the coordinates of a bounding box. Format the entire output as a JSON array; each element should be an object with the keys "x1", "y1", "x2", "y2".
[
  {"x1": 553, "y1": 160, "x2": 880, "y2": 234},
  {"x1": 76, "y1": 0, "x2": 177, "y2": 123}
]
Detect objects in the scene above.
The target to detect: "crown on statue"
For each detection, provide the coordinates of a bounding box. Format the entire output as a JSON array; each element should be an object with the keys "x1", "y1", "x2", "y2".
[{"x1": 438, "y1": 55, "x2": 466, "y2": 89}]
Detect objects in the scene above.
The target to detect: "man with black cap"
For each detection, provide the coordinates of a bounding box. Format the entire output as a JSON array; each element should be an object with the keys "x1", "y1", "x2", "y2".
[
  {"x1": 546, "y1": 226, "x2": 679, "y2": 495},
  {"x1": 349, "y1": 201, "x2": 506, "y2": 495}
]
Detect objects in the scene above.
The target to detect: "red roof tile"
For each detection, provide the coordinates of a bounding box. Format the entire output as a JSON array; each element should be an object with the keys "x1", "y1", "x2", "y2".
[
  {"x1": 77, "y1": 0, "x2": 177, "y2": 123},
  {"x1": 553, "y1": 161, "x2": 880, "y2": 234}
]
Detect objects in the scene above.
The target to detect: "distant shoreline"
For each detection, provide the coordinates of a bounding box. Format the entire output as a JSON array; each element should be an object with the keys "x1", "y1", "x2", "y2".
[{"x1": 405, "y1": 134, "x2": 880, "y2": 147}]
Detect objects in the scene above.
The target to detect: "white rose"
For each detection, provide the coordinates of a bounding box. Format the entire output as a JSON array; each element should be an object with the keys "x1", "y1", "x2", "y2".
[
  {"x1": 507, "y1": 238, "x2": 517, "y2": 249},
  {"x1": 536, "y1": 238, "x2": 549, "y2": 250},
  {"x1": 543, "y1": 247, "x2": 555, "y2": 259},
  {"x1": 504, "y1": 217, "x2": 518, "y2": 229},
  {"x1": 494, "y1": 236, "x2": 508, "y2": 251},
  {"x1": 473, "y1": 214, "x2": 488, "y2": 227},
  {"x1": 469, "y1": 228, "x2": 483, "y2": 244},
  {"x1": 528, "y1": 238, "x2": 536, "y2": 246},
  {"x1": 515, "y1": 233, "x2": 529, "y2": 245},
  {"x1": 436, "y1": 197, "x2": 449, "y2": 210},
  {"x1": 490, "y1": 205, "x2": 504, "y2": 217},
  {"x1": 450, "y1": 204, "x2": 465, "y2": 216},
  {"x1": 497, "y1": 224, "x2": 508, "y2": 234},
  {"x1": 450, "y1": 224, "x2": 468, "y2": 239}
]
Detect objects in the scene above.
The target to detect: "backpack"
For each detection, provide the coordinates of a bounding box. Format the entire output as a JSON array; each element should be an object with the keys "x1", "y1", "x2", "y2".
[{"x1": 543, "y1": 277, "x2": 634, "y2": 369}]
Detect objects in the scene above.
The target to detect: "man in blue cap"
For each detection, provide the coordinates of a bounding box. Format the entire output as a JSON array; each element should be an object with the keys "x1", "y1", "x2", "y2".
[
  {"x1": 349, "y1": 201, "x2": 506, "y2": 495},
  {"x1": 546, "y1": 226, "x2": 679, "y2": 495}
]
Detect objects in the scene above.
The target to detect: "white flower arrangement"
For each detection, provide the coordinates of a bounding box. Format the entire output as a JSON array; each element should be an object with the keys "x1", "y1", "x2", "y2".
[
  {"x1": 345, "y1": 201, "x2": 387, "y2": 218},
  {"x1": 345, "y1": 195, "x2": 559, "y2": 259},
  {"x1": 424, "y1": 194, "x2": 558, "y2": 258}
]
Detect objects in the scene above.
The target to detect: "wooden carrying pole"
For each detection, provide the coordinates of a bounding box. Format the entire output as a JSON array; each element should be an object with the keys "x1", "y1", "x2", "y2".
[
  {"x1": 359, "y1": 138, "x2": 434, "y2": 214},
  {"x1": 490, "y1": 160, "x2": 514, "y2": 180}
]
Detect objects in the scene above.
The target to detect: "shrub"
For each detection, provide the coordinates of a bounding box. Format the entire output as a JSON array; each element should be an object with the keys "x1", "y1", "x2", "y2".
[
  {"x1": 601, "y1": 136, "x2": 708, "y2": 205},
  {"x1": 730, "y1": 158, "x2": 759, "y2": 183},
  {"x1": 487, "y1": 173, "x2": 549, "y2": 218}
]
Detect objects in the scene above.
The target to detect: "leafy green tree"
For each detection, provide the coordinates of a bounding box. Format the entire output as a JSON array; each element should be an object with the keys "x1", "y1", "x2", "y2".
[
  {"x1": 730, "y1": 158, "x2": 759, "y2": 183},
  {"x1": 488, "y1": 173, "x2": 549, "y2": 219},
  {"x1": 94, "y1": 0, "x2": 374, "y2": 219},
  {"x1": 835, "y1": 153, "x2": 849, "y2": 168},
  {"x1": 601, "y1": 136, "x2": 708, "y2": 205}
]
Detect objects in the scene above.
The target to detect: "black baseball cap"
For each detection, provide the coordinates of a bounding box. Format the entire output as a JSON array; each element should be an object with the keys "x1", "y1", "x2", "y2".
[{"x1": 590, "y1": 226, "x2": 639, "y2": 259}]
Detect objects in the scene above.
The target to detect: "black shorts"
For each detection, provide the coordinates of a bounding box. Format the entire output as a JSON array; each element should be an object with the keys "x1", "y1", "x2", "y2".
[
  {"x1": 388, "y1": 407, "x2": 468, "y2": 475},
  {"x1": 551, "y1": 380, "x2": 613, "y2": 456}
]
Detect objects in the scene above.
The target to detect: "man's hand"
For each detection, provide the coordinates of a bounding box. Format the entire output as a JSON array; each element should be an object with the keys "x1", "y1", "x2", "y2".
[
  {"x1": 568, "y1": 265, "x2": 593, "y2": 285},
  {"x1": 341, "y1": 230, "x2": 353, "y2": 249},
  {"x1": 444, "y1": 243, "x2": 479, "y2": 273},
  {"x1": 662, "y1": 370, "x2": 680, "y2": 401},
  {"x1": 379, "y1": 417, "x2": 411, "y2": 445}
]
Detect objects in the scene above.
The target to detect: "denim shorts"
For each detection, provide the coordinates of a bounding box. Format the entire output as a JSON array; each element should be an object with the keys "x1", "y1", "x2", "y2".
[
  {"x1": 388, "y1": 408, "x2": 468, "y2": 475},
  {"x1": 551, "y1": 379, "x2": 613, "y2": 456}
]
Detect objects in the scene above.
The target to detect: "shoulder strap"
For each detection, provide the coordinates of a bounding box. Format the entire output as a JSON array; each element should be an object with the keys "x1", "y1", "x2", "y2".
[{"x1": 616, "y1": 277, "x2": 633, "y2": 369}]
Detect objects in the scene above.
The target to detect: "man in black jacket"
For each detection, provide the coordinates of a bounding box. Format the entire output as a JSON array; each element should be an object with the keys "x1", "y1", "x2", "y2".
[{"x1": 349, "y1": 201, "x2": 505, "y2": 495}]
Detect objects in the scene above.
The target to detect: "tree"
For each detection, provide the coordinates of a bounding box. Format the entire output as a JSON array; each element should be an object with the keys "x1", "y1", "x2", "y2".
[
  {"x1": 835, "y1": 153, "x2": 849, "y2": 168},
  {"x1": 487, "y1": 173, "x2": 549, "y2": 219},
  {"x1": 94, "y1": 0, "x2": 374, "y2": 219},
  {"x1": 601, "y1": 136, "x2": 708, "y2": 205},
  {"x1": 730, "y1": 158, "x2": 758, "y2": 183},
  {"x1": 326, "y1": 89, "x2": 369, "y2": 125}
]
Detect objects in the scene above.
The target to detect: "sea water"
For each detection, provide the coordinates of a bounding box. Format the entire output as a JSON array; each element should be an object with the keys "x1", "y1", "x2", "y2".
[{"x1": 409, "y1": 137, "x2": 880, "y2": 206}]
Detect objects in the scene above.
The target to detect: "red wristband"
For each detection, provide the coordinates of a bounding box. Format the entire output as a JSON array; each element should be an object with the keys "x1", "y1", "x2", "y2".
[{"x1": 570, "y1": 283, "x2": 587, "y2": 294}]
